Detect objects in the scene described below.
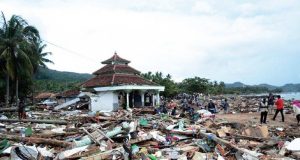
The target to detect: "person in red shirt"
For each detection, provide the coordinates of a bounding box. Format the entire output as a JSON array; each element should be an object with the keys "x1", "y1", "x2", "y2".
[{"x1": 272, "y1": 95, "x2": 284, "y2": 122}]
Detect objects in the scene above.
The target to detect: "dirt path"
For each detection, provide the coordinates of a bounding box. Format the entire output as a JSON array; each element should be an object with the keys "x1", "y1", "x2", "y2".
[{"x1": 216, "y1": 112, "x2": 298, "y2": 127}]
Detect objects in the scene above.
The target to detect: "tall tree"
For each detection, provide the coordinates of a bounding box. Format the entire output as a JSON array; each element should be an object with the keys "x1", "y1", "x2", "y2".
[
  {"x1": 179, "y1": 77, "x2": 210, "y2": 94},
  {"x1": 0, "y1": 12, "x2": 40, "y2": 106},
  {"x1": 142, "y1": 72, "x2": 179, "y2": 97}
]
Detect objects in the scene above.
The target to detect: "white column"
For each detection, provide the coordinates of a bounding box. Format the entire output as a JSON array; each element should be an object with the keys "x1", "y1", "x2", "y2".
[
  {"x1": 152, "y1": 94, "x2": 155, "y2": 106},
  {"x1": 132, "y1": 91, "x2": 135, "y2": 108},
  {"x1": 140, "y1": 90, "x2": 145, "y2": 106},
  {"x1": 156, "y1": 92, "x2": 160, "y2": 106},
  {"x1": 126, "y1": 92, "x2": 129, "y2": 109}
]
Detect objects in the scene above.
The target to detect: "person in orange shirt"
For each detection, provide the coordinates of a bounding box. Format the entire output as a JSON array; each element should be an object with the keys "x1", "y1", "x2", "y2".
[{"x1": 272, "y1": 95, "x2": 284, "y2": 122}]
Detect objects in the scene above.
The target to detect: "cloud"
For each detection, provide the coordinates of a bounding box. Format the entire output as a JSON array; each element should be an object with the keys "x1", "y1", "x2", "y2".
[{"x1": 1, "y1": 0, "x2": 300, "y2": 85}]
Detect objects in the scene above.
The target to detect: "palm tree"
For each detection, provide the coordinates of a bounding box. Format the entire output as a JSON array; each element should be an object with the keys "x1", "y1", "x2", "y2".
[
  {"x1": 27, "y1": 41, "x2": 53, "y2": 103},
  {"x1": 29, "y1": 41, "x2": 53, "y2": 73},
  {"x1": 0, "y1": 13, "x2": 10, "y2": 107},
  {"x1": 0, "y1": 12, "x2": 40, "y2": 106}
]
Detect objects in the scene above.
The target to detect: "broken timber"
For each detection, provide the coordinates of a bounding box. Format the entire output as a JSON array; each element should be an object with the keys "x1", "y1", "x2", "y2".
[
  {"x1": 0, "y1": 133, "x2": 72, "y2": 147},
  {"x1": 0, "y1": 118, "x2": 68, "y2": 125},
  {"x1": 33, "y1": 132, "x2": 81, "y2": 138}
]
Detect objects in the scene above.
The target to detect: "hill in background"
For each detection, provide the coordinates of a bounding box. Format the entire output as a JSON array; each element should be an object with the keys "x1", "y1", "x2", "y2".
[
  {"x1": 35, "y1": 67, "x2": 92, "y2": 82},
  {"x1": 33, "y1": 67, "x2": 92, "y2": 93},
  {"x1": 226, "y1": 82, "x2": 300, "y2": 92}
]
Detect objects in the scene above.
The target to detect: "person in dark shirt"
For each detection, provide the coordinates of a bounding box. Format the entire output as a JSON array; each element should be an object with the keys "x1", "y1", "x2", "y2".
[
  {"x1": 207, "y1": 99, "x2": 216, "y2": 113},
  {"x1": 222, "y1": 99, "x2": 229, "y2": 113},
  {"x1": 187, "y1": 106, "x2": 194, "y2": 116}
]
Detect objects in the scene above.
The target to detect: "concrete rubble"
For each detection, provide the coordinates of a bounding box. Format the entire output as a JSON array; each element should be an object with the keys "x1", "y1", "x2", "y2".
[{"x1": 0, "y1": 95, "x2": 299, "y2": 159}]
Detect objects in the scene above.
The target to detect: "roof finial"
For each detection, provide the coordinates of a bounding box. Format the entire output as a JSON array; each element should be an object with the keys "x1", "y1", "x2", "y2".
[{"x1": 114, "y1": 51, "x2": 117, "y2": 55}]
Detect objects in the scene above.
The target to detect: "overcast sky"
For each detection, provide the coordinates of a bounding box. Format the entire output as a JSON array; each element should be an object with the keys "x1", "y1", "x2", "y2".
[{"x1": 2, "y1": 0, "x2": 300, "y2": 86}]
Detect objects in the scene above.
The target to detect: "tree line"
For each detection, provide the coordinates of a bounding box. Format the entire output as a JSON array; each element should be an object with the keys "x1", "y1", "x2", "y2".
[
  {"x1": 0, "y1": 12, "x2": 52, "y2": 106},
  {"x1": 141, "y1": 71, "x2": 282, "y2": 98}
]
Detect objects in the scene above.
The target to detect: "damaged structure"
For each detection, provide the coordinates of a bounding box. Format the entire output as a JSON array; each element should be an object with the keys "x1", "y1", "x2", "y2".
[
  {"x1": 81, "y1": 53, "x2": 165, "y2": 112},
  {"x1": 1, "y1": 91, "x2": 300, "y2": 159}
]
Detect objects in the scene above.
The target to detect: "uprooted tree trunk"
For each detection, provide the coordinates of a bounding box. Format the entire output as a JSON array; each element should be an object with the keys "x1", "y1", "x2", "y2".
[{"x1": 0, "y1": 133, "x2": 72, "y2": 148}]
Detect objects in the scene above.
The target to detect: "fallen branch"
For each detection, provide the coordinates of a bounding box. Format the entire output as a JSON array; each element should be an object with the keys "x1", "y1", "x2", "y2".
[
  {"x1": 0, "y1": 118, "x2": 68, "y2": 125},
  {"x1": 0, "y1": 133, "x2": 72, "y2": 147}
]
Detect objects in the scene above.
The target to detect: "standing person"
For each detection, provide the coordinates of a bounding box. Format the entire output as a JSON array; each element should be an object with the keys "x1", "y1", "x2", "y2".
[
  {"x1": 267, "y1": 93, "x2": 275, "y2": 114},
  {"x1": 259, "y1": 98, "x2": 268, "y2": 124},
  {"x1": 222, "y1": 99, "x2": 229, "y2": 114},
  {"x1": 18, "y1": 101, "x2": 25, "y2": 120},
  {"x1": 207, "y1": 99, "x2": 216, "y2": 113},
  {"x1": 272, "y1": 95, "x2": 284, "y2": 122}
]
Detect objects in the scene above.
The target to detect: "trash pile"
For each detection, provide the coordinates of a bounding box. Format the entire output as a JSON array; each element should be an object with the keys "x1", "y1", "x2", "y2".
[{"x1": 0, "y1": 99, "x2": 299, "y2": 159}]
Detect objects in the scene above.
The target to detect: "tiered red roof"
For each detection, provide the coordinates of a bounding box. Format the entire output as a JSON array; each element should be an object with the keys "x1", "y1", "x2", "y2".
[
  {"x1": 101, "y1": 53, "x2": 130, "y2": 64},
  {"x1": 93, "y1": 64, "x2": 140, "y2": 75},
  {"x1": 81, "y1": 53, "x2": 157, "y2": 88}
]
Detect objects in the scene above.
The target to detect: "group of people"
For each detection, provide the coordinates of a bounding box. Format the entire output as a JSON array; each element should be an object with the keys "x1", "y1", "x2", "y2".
[
  {"x1": 207, "y1": 98, "x2": 229, "y2": 114},
  {"x1": 259, "y1": 93, "x2": 284, "y2": 124},
  {"x1": 157, "y1": 92, "x2": 289, "y2": 125},
  {"x1": 155, "y1": 99, "x2": 201, "y2": 123},
  {"x1": 155, "y1": 95, "x2": 230, "y2": 122}
]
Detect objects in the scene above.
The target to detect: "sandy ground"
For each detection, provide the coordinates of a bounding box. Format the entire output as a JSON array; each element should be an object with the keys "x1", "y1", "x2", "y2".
[{"x1": 216, "y1": 112, "x2": 298, "y2": 127}]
